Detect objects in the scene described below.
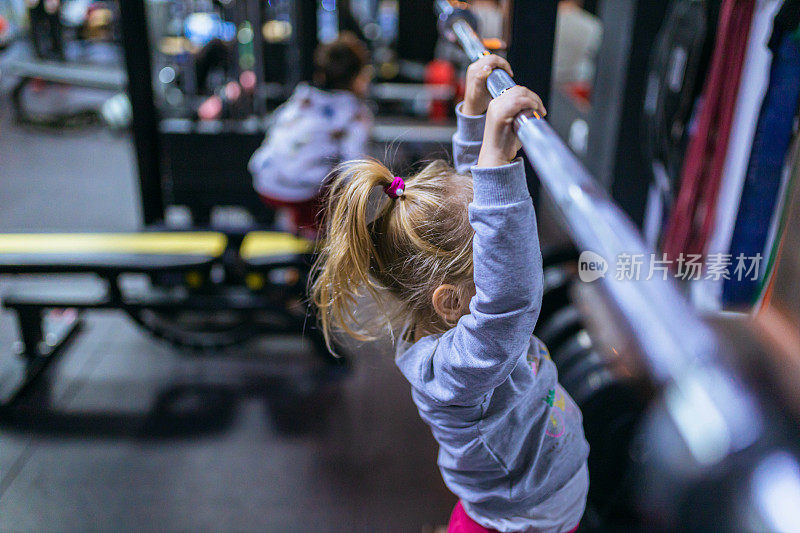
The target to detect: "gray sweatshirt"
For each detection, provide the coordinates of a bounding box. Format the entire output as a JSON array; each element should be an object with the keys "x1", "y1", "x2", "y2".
[{"x1": 395, "y1": 104, "x2": 589, "y2": 533}]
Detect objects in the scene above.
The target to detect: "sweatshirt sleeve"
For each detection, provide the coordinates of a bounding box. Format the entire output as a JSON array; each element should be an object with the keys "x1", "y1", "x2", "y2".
[
  {"x1": 422, "y1": 158, "x2": 543, "y2": 406},
  {"x1": 452, "y1": 102, "x2": 487, "y2": 173}
]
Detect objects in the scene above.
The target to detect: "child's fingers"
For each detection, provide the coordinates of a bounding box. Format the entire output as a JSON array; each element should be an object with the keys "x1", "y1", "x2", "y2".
[
  {"x1": 482, "y1": 54, "x2": 513, "y2": 77},
  {"x1": 530, "y1": 92, "x2": 546, "y2": 116},
  {"x1": 507, "y1": 85, "x2": 541, "y2": 115},
  {"x1": 497, "y1": 86, "x2": 546, "y2": 119},
  {"x1": 472, "y1": 54, "x2": 513, "y2": 79},
  {"x1": 508, "y1": 85, "x2": 547, "y2": 116},
  {"x1": 511, "y1": 87, "x2": 547, "y2": 117}
]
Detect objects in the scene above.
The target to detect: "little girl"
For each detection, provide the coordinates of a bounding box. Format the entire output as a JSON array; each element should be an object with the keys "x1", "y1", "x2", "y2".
[{"x1": 312, "y1": 55, "x2": 589, "y2": 533}]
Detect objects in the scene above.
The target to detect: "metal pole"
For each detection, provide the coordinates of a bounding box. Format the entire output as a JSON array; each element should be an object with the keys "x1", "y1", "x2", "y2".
[
  {"x1": 119, "y1": 0, "x2": 164, "y2": 226},
  {"x1": 296, "y1": 0, "x2": 319, "y2": 83},
  {"x1": 506, "y1": 0, "x2": 556, "y2": 106},
  {"x1": 248, "y1": 0, "x2": 266, "y2": 115}
]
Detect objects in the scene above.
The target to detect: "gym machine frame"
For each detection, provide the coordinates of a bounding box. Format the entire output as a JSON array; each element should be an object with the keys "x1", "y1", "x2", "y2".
[
  {"x1": 119, "y1": 0, "x2": 320, "y2": 226},
  {"x1": 437, "y1": 0, "x2": 800, "y2": 525}
]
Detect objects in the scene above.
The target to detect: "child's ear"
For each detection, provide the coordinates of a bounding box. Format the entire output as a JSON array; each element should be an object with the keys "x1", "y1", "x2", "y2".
[{"x1": 432, "y1": 284, "x2": 466, "y2": 324}]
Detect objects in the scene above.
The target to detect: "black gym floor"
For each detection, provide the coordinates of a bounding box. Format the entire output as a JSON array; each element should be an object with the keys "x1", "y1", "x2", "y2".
[{"x1": 0, "y1": 98, "x2": 454, "y2": 532}]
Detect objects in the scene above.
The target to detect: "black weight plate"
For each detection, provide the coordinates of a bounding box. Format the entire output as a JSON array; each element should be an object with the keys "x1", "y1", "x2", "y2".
[
  {"x1": 551, "y1": 329, "x2": 592, "y2": 369},
  {"x1": 541, "y1": 245, "x2": 578, "y2": 269},
  {"x1": 560, "y1": 352, "x2": 608, "y2": 398},
  {"x1": 537, "y1": 306, "x2": 583, "y2": 355},
  {"x1": 579, "y1": 381, "x2": 646, "y2": 515},
  {"x1": 538, "y1": 267, "x2": 572, "y2": 328},
  {"x1": 571, "y1": 366, "x2": 618, "y2": 408},
  {"x1": 580, "y1": 382, "x2": 642, "y2": 458},
  {"x1": 555, "y1": 345, "x2": 594, "y2": 388}
]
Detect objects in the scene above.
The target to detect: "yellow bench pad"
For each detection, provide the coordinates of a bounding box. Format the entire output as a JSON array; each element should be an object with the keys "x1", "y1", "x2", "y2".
[
  {"x1": 0, "y1": 232, "x2": 227, "y2": 257},
  {"x1": 239, "y1": 232, "x2": 314, "y2": 260}
]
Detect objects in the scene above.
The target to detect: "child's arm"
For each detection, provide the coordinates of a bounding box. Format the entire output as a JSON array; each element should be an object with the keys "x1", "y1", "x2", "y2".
[
  {"x1": 452, "y1": 54, "x2": 515, "y2": 173},
  {"x1": 432, "y1": 87, "x2": 547, "y2": 406}
]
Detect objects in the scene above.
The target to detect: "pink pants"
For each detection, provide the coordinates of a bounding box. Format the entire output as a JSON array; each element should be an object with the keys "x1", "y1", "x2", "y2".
[{"x1": 447, "y1": 501, "x2": 579, "y2": 533}]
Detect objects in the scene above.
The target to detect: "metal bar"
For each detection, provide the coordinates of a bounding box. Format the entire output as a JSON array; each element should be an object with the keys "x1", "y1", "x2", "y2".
[
  {"x1": 119, "y1": 0, "x2": 164, "y2": 226},
  {"x1": 436, "y1": 0, "x2": 713, "y2": 381},
  {"x1": 0, "y1": 314, "x2": 82, "y2": 406},
  {"x1": 247, "y1": 0, "x2": 266, "y2": 115},
  {"x1": 514, "y1": 116, "x2": 717, "y2": 380},
  {"x1": 370, "y1": 83, "x2": 455, "y2": 101}
]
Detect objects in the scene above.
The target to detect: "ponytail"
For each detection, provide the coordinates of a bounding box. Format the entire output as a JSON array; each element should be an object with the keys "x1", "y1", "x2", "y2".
[
  {"x1": 310, "y1": 158, "x2": 474, "y2": 354},
  {"x1": 311, "y1": 159, "x2": 396, "y2": 350}
]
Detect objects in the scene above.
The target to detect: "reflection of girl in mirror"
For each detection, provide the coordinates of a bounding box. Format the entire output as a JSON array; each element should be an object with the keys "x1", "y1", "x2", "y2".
[{"x1": 249, "y1": 32, "x2": 373, "y2": 237}]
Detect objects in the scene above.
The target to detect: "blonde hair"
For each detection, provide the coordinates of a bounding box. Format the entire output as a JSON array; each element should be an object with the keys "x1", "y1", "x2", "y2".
[{"x1": 310, "y1": 158, "x2": 474, "y2": 350}]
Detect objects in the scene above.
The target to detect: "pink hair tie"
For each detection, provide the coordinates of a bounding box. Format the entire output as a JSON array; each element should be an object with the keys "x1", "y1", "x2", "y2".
[{"x1": 384, "y1": 176, "x2": 405, "y2": 199}]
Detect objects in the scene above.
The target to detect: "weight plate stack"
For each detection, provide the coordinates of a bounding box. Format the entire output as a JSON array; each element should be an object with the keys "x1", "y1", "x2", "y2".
[
  {"x1": 550, "y1": 330, "x2": 593, "y2": 374},
  {"x1": 537, "y1": 306, "x2": 584, "y2": 356}
]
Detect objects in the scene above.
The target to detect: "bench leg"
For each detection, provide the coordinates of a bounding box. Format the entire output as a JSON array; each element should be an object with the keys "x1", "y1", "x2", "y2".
[
  {"x1": 16, "y1": 308, "x2": 45, "y2": 360},
  {"x1": 1, "y1": 308, "x2": 81, "y2": 406}
]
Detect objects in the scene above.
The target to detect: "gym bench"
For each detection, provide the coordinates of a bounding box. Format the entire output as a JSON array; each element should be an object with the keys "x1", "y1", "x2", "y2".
[{"x1": 0, "y1": 231, "x2": 331, "y2": 406}]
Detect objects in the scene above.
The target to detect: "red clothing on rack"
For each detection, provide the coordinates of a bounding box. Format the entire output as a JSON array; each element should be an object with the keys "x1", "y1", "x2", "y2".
[{"x1": 662, "y1": 0, "x2": 756, "y2": 260}]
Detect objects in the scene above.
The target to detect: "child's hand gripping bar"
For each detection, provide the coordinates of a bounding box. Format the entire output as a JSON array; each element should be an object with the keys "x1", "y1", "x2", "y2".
[{"x1": 435, "y1": 0, "x2": 541, "y2": 120}]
